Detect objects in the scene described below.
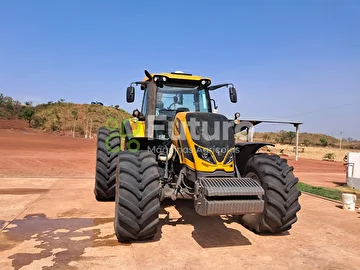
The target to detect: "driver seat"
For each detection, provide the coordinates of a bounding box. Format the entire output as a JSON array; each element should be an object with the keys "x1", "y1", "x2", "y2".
[{"x1": 175, "y1": 107, "x2": 190, "y2": 114}]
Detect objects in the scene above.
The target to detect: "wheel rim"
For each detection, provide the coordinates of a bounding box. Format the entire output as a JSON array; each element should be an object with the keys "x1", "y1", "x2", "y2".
[{"x1": 245, "y1": 172, "x2": 259, "y2": 182}]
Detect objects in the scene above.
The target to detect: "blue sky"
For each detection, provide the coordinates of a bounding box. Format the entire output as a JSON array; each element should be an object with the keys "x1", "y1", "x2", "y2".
[{"x1": 1, "y1": 0, "x2": 359, "y2": 139}]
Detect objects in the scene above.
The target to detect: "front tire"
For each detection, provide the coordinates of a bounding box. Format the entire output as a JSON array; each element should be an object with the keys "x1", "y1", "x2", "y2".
[
  {"x1": 114, "y1": 150, "x2": 160, "y2": 242},
  {"x1": 94, "y1": 127, "x2": 120, "y2": 201},
  {"x1": 241, "y1": 154, "x2": 301, "y2": 233}
]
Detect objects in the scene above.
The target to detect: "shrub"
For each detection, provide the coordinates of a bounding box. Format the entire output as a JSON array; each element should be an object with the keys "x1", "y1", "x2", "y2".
[
  {"x1": 76, "y1": 125, "x2": 85, "y2": 136},
  {"x1": 303, "y1": 139, "x2": 311, "y2": 147},
  {"x1": 320, "y1": 137, "x2": 328, "y2": 147},
  {"x1": 262, "y1": 134, "x2": 271, "y2": 142},
  {"x1": 287, "y1": 131, "x2": 296, "y2": 144},
  {"x1": 323, "y1": 152, "x2": 335, "y2": 161},
  {"x1": 33, "y1": 116, "x2": 45, "y2": 128},
  {"x1": 50, "y1": 122, "x2": 60, "y2": 131},
  {"x1": 20, "y1": 107, "x2": 35, "y2": 126}
]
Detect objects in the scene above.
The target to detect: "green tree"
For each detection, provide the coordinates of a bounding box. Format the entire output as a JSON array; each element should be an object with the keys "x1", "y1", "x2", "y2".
[
  {"x1": 320, "y1": 137, "x2": 328, "y2": 147},
  {"x1": 21, "y1": 107, "x2": 35, "y2": 126},
  {"x1": 71, "y1": 110, "x2": 78, "y2": 137},
  {"x1": 279, "y1": 131, "x2": 287, "y2": 144},
  {"x1": 71, "y1": 110, "x2": 78, "y2": 120},
  {"x1": 287, "y1": 131, "x2": 296, "y2": 144}
]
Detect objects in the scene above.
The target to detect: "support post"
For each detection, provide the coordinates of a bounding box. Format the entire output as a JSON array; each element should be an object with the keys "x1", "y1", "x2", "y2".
[
  {"x1": 85, "y1": 117, "x2": 89, "y2": 139},
  {"x1": 89, "y1": 118, "x2": 93, "y2": 139},
  {"x1": 72, "y1": 120, "x2": 75, "y2": 138},
  {"x1": 295, "y1": 124, "x2": 299, "y2": 161},
  {"x1": 248, "y1": 126, "x2": 254, "y2": 142}
]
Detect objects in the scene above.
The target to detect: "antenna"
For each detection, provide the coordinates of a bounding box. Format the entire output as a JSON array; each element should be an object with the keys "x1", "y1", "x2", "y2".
[{"x1": 144, "y1": 70, "x2": 153, "y2": 81}]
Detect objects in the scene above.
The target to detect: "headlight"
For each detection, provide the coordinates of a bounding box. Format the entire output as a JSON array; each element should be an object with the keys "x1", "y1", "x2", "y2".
[
  {"x1": 201, "y1": 80, "x2": 211, "y2": 86},
  {"x1": 224, "y1": 149, "x2": 234, "y2": 164},
  {"x1": 195, "y1": 146, "x2": 216, "y2": 164}
]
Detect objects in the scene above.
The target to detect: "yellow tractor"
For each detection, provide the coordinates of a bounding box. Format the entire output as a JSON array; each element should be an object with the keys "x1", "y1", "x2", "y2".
[{"x1": 94, "y1": 70, "x2": 301, "y2": 242}]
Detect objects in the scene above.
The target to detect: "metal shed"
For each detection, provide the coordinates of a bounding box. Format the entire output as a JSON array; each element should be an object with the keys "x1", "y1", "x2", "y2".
[{"x1": 235, "y1": 119, "x2": 303, "y2": 161}]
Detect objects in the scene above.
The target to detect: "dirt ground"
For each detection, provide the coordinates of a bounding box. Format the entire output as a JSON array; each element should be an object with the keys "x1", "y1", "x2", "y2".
[
  {"x1": 0, "y1": 129, "x2": 348, "y2": 187},
  {"x1": 0, "y1": 130, "x2": 96, "y2": 178},
  {"x1": 1, "y1": 130, "x2": 359, "y2": 270}
]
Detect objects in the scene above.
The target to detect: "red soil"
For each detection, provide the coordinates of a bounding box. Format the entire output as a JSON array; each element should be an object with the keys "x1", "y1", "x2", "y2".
[{"x1": 0, "y1": 129, "x2": 347, "y2": 187}]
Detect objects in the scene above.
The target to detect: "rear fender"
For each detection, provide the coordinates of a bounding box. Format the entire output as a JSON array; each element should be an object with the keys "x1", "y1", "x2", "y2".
[{"x1": 235, "y1": 142, "x2": 274, "y2": 176}]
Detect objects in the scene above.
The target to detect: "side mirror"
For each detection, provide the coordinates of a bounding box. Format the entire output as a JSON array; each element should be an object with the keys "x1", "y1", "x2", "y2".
[
  {"x1": 229, "y1": 87, "x2": 237, "y2": 103},
  {"x1": 127, "y1": 86, "x2": 135, "y2": 103}
]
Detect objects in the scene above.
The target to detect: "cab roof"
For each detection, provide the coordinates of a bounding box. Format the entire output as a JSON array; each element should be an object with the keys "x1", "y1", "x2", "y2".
[{"x1": 142, "y1": 72, "x2": 211, "y2": 83}]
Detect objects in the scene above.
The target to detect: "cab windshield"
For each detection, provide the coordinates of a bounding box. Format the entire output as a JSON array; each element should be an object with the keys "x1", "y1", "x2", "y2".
[{"x1": 155, "y1": 86, "x2": 209, "y2": 115}]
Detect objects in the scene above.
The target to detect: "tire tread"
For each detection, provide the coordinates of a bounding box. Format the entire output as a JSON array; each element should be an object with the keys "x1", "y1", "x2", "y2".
[
  {"x1": 114, "y1": 150, "x2": 160, "y2": 242},
  {"x1": 94, "y1": 127, "x2": 120, "y2": 201},
  {"x1": 241, "y1": 153, "x2": 301, "y2": 233}
]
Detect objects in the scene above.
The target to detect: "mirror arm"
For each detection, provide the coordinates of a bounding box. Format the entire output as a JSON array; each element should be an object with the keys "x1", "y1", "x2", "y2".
[
  {"x1": 210, "y1": 98, "x2": 218, "y2": 109},
  {"x1": 131, "y1": 81, "x2": 148, "y2": 87},
  {"x1": 207, "y1": 83, "x2": 234, "y2": 91}
]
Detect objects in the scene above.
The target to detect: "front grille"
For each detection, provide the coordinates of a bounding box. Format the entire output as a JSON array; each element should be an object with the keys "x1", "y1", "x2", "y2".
[{"x1": 185, "y1": 112, "x2": 234, "y2": 162}]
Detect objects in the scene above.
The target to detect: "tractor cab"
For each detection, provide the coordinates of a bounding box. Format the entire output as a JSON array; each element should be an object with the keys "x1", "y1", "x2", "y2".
[
  {"x1": 125, "y1": 70, "x2": 237, "y2": 141},
  {"x1": 138, "y1": 71, "x2": 213, "y2": 116}
]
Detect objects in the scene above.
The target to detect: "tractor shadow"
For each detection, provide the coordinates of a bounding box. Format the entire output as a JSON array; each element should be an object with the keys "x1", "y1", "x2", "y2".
[
  {"x1": 331, "y1": 181, "x2": 347, "y2": 187},
  {"x1": 156, "y1": 200, "x2": 251, "y2": 248},
  {"x1": 0, "y1": 220, "x2": 6, "y2": 230}
]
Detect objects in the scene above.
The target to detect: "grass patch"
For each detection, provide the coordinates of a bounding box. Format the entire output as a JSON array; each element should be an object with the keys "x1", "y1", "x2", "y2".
[
  {"x1": 298, "y1": 182, "x2": 360, "y2": 205},
  {"x1": 297, "y1": 182, "x2": 342, "y2": 201}
]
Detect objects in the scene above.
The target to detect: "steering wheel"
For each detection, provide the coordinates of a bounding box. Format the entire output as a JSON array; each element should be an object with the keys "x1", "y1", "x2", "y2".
[{"x1": 167, "y1": 102, "x2": 177, "y2": 110}]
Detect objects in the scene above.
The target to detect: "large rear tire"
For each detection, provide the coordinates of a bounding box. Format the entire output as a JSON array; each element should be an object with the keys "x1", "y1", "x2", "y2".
[
  {"x1": 240, "y1": 154, "x2": 301, "y2": 233},
  {"x1": 94, "y1": 127, "x2": 120, "y2": 201},
  {"x1": 114, "y1": 150, "x2": 160, "y2": 242}
]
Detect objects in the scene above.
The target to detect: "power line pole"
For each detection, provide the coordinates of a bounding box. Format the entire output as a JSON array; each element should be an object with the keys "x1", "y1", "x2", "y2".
[
  {"x1": 85, "y1": 117, "x2": 89, "y2": 139},
  {"x1": 339, "y1": 131, "x2": 342, "y2": 149},
  {"x1": 89, "y1": 118, "x2": 93, "y2": 139}
]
